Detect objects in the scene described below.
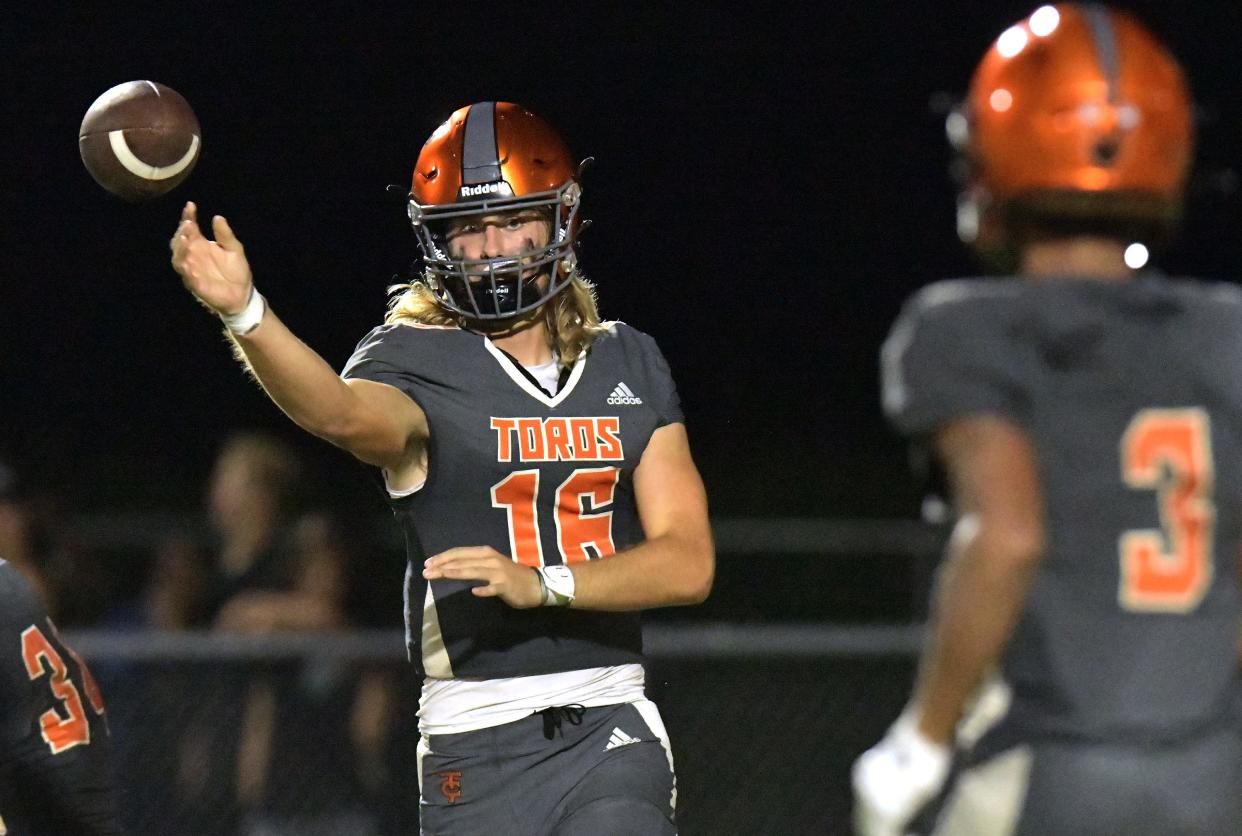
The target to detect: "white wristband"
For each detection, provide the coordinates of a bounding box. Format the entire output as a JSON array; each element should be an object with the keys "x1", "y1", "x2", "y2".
[
  {"x1": 535, "y1": 565, "x2": 576, "y2": 607},
  {"x1": 221, "y1": 288, "x2": 266, "y2": 335}
]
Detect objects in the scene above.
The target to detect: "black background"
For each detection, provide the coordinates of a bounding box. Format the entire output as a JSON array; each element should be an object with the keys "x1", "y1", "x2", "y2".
[{"x1": 4, "y1": 2, "x2": 1241, "y2": 520}]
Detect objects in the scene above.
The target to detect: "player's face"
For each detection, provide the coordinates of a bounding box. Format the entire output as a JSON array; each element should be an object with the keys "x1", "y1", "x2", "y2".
[
  {"x1": 445, "y1": 209, "x2": 552, "y2": 283},
  {"x1": 434, "y1": 207, "x2": 556, "y2": 322}
]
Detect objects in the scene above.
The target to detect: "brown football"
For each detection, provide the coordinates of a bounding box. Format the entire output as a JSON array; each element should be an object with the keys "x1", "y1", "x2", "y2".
[{"x1": 79, "y1": 81, "x2": 201, "y2": 201}]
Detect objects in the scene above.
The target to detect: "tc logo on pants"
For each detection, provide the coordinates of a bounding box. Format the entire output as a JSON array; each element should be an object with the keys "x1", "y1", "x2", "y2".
[{"x1": 437, "y1": 770, "x2": 463, "y2": 804}]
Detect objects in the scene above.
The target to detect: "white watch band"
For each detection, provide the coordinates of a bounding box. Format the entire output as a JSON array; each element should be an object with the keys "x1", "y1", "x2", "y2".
[
  {"x1": 536, "y1": 565, "x2": 576, "y2": 607},
  {"x1": 221, "y1": 287, "x2": 266, "y2": 335}
]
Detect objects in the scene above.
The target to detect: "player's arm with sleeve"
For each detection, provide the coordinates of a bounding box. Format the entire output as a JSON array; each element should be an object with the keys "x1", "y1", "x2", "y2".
[
  {"x1": 853, "y1": 289, "x2": 1046, "y2": 836},
  {"x1": 169, "y1": 202, "x2": 426, "y2": 472},
  {"x1": 568, "y1": 418, "x2": 714, "y2": 609},
  {"x1": 570, "y1": 339, "x2": 713, "y2": 609}
]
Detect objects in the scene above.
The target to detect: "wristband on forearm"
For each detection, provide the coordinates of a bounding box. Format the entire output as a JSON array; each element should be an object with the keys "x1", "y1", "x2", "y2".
[
  {"x1": 534, "y1": 565, "x2": 576, "y2": 607},
  {"x1": 221, "y1": 287, "x2": 266, "y2": 335}
]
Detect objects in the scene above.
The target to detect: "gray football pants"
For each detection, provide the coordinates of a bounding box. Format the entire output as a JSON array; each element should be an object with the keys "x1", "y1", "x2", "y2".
[
  {"x1": 418, "y1": 700, "x2": 676, "y2": 836},
  {"x1": 932, "y1": 725, "x2": 1242, "y2": 835}
]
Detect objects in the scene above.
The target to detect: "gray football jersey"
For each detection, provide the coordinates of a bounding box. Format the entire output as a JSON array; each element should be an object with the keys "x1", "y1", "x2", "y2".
[
  {"x1": 883, "y1": 275, "x2": 1242, "y2": 743},
  {"x1": 342, "y1": 321, "x2": 682, "y2": 679},
  {"x1": 0, "y1": 560, "x2": 120, "y2": 835}
]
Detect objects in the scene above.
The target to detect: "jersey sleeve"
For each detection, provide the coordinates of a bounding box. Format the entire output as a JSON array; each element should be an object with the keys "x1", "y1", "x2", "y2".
[
  {"x1": 341, "y1": 325, "x2": 414, "y2": 390},
  {"x1": 640, "y1": 333, "x2": 685, "y2": 427},
  {"x1": 880, "y1": 281, "x2": 1030, "y2": 438}
]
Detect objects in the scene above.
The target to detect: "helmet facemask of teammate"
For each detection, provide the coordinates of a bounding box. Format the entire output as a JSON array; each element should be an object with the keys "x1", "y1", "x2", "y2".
[
  {"x1": 947, "y1": 4, "x2": 1193, "y2": 268},
  {"x1": 407, "y1": 102, "x2": 584, "y2": 321}
]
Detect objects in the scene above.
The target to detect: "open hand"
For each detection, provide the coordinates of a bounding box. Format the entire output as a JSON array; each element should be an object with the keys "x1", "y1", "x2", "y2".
[
  {"x1": 423, "y1": 546, "x2": 542, "y2": 609},
  {"x1": 169, "y1": 201, "x2": 253, "y2": 316}
]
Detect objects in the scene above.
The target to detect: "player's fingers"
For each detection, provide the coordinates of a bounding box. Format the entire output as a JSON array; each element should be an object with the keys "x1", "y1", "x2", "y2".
[
  {"x1": 424, "y1": 559, "x2": 494, "y2": 580},
  {"x1": 212, "y1": 215, "x2": 244, "y2": 253},
  {"x1": 170, "y1": 235, "x2": 198, "y2": 276},
  {"x1": 426, "y1": 546, "x2": 505, "y2": 566},
  {"x1": 471, "y1": 585, "x2": 500, "y2": 597},
  {"x1": 178, "y1": 202, "x2": 206, "y2": 241}
]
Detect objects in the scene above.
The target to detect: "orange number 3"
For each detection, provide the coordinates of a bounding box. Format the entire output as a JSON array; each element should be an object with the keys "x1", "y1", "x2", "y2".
[
  {"x1": 21, "y1": 624, "x2": 98, "y2": 754},
  {"x1": 1119, "y1": 408, "x2": 1215, "y2": 613}
]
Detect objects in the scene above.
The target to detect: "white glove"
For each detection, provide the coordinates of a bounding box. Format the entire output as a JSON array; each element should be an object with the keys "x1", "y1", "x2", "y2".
[{"x1": 852, "y1": 710, "x2": 951, "y2": 836}]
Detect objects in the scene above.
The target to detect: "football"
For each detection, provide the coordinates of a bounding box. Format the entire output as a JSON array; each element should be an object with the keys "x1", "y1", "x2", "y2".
[{"x1": 79, "y1": 81, "x2": 201, "y2": 201}]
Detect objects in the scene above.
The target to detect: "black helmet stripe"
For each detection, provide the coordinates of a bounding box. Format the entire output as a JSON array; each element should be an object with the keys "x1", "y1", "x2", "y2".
[
  {"x1": 461, "y1": 101, "x2": 502, "y2": 185},
  {"x1": 1083, "y1": 4, "x2": 1120, "y2": 104}
]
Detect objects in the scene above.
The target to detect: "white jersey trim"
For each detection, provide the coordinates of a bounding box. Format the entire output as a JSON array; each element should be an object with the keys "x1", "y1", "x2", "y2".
[
  {"x1": 482, "y1": 339, "x2": 586, "y2": 407},
  {"x1": 633, "y1": 699, "x2": 678, "y2": 812},
  {"x1": 383, "y1": 469, "x2": 426, "y2": 499},
  {"x1": 420, "y1": 584, "x2": 453, "y2": 679},
  {"x1": 418, "y1": 663, "x2": 646, "y2": 735}
]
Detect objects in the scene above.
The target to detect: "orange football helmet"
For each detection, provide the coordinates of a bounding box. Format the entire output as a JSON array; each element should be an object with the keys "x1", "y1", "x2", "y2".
[
  {"x1": 407, "y1": 102, "x2": 583, "y2": 320},
  {"x1": 951, "y1": 4, "x2": 1193, "y2": 249}
]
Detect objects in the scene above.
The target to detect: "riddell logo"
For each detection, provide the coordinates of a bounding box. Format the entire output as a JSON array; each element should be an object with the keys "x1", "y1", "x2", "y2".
[{"x1": 460, "y1": 182, "x2": 505, "y2": 197}]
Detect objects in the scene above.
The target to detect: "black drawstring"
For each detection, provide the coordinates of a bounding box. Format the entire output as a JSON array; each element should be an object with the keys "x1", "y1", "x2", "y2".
[{"x1": 539, "y1": 704, "x2": 586, "y2": 740}]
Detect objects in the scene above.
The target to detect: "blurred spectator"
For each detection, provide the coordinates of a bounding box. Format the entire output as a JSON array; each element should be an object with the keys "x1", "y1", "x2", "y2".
[
  {"x1": 215, "y1": 512, "x2": 346, "y2": 634},
  {"x1": 205, "y1": 431, "x2": 305, "y2": 620},
  {"x1": 142, "y1": 430, "x2": 309, "y2": 835},
  {"x1": 235, "y1": 511, "x2": 392, "y2": 836},
  {"x1": 100, "y1": 434, "x2": 405, "y2": 834},
  {"x1": 103, "y1": 534, "x2": 213, "y2": 632},
  {"x1": 95, "y1": 534, "x2": 214, "y2": 831}
]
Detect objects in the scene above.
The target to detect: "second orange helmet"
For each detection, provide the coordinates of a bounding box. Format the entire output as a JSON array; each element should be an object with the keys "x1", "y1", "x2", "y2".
[{"x1": 953, "y1": 4, "x2": 1193, "y2": 244}]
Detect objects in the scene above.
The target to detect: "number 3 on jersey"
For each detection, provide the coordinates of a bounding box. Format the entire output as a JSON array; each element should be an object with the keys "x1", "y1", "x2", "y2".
[
  {"x1": 1119, "y1": 408, "x2": 1215, "y2": 613},
  {"x1": 21, "y1": 624, "x2": 106, "y2": 754},
  {"x1": 492, "y1": 467, "x2": 620, "y2": 566}
]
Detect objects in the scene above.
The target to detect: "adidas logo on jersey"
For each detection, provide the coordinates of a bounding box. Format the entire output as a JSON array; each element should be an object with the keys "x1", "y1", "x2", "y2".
[
  {"x1": 605, "y1": 727, "x2": 640, "y2": 751},
  {"x1": 607, "y1": 382, "x2": 642, "y2": 405}
]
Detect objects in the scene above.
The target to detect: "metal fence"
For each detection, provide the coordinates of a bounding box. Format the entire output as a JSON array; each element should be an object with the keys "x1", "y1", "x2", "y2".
[{"x1": 60, "y1": 517, "x2": 945, "y2": 836}]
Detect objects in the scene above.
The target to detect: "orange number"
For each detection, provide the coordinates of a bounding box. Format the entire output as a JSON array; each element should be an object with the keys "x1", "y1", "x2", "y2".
[
  {"x1": 492, "y1": 470, "x2": 542, "y2": 567},
  {"x1": 21, "y1": 624, "x2": 91, "y2": 754},
  {"x1": 491, "y1": 467, "x2": 620, "y2": 567},
  {"x1": 1119, "y1": 409, "x2": 1215, "y2": 613},
  {"x1": 555, "y1": 467, "x2": 619, "y2": 563}
]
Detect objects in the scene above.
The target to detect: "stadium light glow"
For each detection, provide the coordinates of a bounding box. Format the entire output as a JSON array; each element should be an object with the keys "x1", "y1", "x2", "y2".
[
  {"x1": 997, "y1": 25, "x2": 1029, "y2": 58},
  {"x1": 990, "y1": 88, "x2": 1013, "y2": 113},
  {"x1": 1029, "y1": 6, "x2": 1060, "y2": 37},
  {"x1": 1125, "y1": 243, "x2": 1149, "y2": 269}
]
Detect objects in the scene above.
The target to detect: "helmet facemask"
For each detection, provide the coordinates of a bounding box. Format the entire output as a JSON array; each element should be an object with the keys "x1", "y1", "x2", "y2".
[{"x1": 409, "y1": 180, "x2": 582, "y2": 321}]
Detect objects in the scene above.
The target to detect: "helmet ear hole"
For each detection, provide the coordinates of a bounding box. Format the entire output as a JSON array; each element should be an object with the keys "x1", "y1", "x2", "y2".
[{"x1": 1093, "y1": 141, "x2": 1120, "y2": 167}]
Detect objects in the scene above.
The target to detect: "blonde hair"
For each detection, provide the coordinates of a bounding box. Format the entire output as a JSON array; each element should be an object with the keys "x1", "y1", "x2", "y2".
[{"x1": 385, "y1": 273, "x2": 608, "y2": 368}]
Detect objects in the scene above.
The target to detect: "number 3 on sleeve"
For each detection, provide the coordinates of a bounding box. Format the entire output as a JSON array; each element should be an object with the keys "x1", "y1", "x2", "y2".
[{"x1": 20, "y1": 624, "x2": 103, "y2": 754}]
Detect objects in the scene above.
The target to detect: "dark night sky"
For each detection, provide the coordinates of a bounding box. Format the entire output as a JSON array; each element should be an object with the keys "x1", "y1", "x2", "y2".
[{"x1": 4, "y1": 2, "x2": 1241, "y2": 519}]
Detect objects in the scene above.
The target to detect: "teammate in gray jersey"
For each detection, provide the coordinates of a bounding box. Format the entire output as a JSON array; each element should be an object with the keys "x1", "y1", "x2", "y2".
[
  {"x1": 853, "y1": 6, "x2": 1242, "y2": 836},
  {"x1": 0, "y1": 559, "x2": 121, "y2": 835},
  {"x1": 170, "y1": 102, "x2": 713, "y2": 835}
]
